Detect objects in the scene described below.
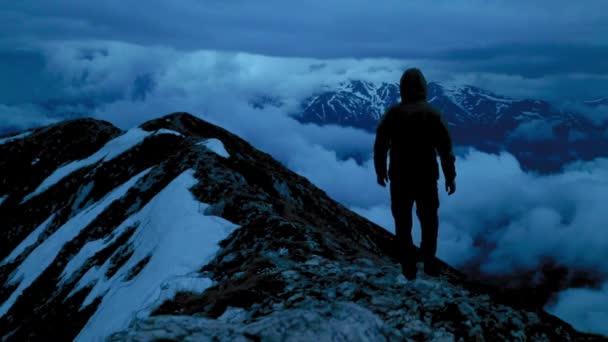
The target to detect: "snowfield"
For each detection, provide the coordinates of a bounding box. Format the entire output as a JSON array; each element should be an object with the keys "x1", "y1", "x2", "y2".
[
  {"x1": 73, "y1": 170, "x2": 239, "y2": 340},
  {"x1": 199, "y1": 138, "x2": 231, "y2": 158},
  {"x1": 22, "y1": 129, "x2": 154, "y2": 203},
  {"x1": 0, "y1": 169, "x2": 151, "y2": 318},
  {"x1": 0, "y1": 131, "x2": 32, "y2": 145}
]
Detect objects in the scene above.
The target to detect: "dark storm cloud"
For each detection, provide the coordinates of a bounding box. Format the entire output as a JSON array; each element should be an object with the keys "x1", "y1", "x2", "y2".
[
  {"x1": 2, "y1": 1, "x2": 607, "y2": 68},
  {"x1": 0, "y1": 0, "x2": 606, "y2": 107},
  {"x1": 0, "y1": 49, "x2": 59, "y2": 104},
  {"x1": 437, "y1": 44, "x2": 608, "y2": 78}
]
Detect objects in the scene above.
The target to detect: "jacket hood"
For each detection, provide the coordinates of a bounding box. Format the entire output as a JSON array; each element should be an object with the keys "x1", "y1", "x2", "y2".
[{"x1": 400, "y1": 68, "x2": 427, "y2": 103}]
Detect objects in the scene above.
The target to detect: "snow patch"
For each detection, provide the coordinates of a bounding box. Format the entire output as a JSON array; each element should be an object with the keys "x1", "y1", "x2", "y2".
[
  {"x1": 153, "y1": 128, "x2": 183, "y2": 137},
  {"x1": 584, "y1": 98, "x2": 608, "y2": 105},
  {"x1": 0, "y1": 169, "x2": 151, "y2": 318},
  {"x1": 199, "y1": 138, "x2": 230, "y2": 158},
  {"x1": 0, "y1": 131, "x2": 31, "y2": 145},
  {"x1": 478, "y1": 93, "x2": 514, "y2": 103},
  {"x1": 156, "y1": 275, "x2": 214, "y2": 303},
  {"x1": 59, "y1": 222, "x2": 130, "y2": 286},
  {"x1": 273, "y1": 180, "x2": 292, "y2": 199},
  {"x1": 515, "y1": 111, "x2": 542, "y2": 121},
  {"x1": 22, "y1": 128, "x2": 153, "y2": 203},
  {"x1": 1, "y1": 215, "x2": 55, "y2": 266},
  {"x1": 495, "y1": 103, "x2": 509, "y2": 119},
  {"x1": 73, "y1": 170, "x2": 239, "y2": 341},
  {"x1": 440, "y1": 84, "x2": 474, "y2": 116},
  {"x1": 71, "y1": 181, "x2": 95, "y2": 214}
]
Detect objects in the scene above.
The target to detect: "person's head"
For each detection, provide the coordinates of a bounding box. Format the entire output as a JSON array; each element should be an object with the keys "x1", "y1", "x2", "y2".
[{"x1": 399, "y1": 68, "x2": 427, "y2": 103}]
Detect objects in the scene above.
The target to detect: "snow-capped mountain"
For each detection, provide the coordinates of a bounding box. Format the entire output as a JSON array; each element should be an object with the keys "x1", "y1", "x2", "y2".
[
  {"x1": 0, "y1": 114, "x2": 601, "y2": 340},
  {"x1": 583, "y1": 98, "x2": 608, "y2": 108},
  {"x1": 291, "y1": 81, "x2": 607, "y2": 172}
]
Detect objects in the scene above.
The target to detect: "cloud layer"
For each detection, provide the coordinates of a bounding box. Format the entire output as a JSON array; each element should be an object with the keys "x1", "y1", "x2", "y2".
[
  {"x1": 2, "y1": 40, "x2": 607, "y2": 137},
  {"x1": 0, "y1": 38, "x2": 607, "y2": 335},
  {"x1": 2, "y1": 0, "x2": 608, "y2": 108},
  {"x1": 3, "y1": 1, "x2": 607, "y2": 61}
]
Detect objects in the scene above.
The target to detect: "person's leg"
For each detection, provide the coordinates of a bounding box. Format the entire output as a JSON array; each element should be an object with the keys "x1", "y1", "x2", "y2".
[
  {"x1": 390, "y1": 181, "x2": 416, "y2": 279},
  {"x1": 415, "y1": 181, "x2": 440, "y2": 275}
]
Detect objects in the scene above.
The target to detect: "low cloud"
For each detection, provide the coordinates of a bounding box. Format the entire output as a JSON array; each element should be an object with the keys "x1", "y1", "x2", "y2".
[
  {"x1": 546, "y1": 283, "x2": 608, "y2": 336},
  {"x1": 434, "y1": 71, "x2": 608, "y2": 102},
  {"x1": 1, "y1": 40, "x2": 607, "y2": 335},
  {"x1": 562, "y1": 102, "x2": 608, "y2": 126},
  {"x1": 0, "y1": 103, "x2": 57, "y2": 134},
  {"x1": 356, "y1": 151, "x2": 608, "y2": 335},
  {"x1": 508, "y1": 120, "x2": 557, "y2": 142}
]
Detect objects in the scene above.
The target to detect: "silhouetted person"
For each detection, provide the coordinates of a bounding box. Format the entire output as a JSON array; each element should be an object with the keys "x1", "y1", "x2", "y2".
[{"x1": 374, "y1": 68, "x2": 456, "y2": 280}]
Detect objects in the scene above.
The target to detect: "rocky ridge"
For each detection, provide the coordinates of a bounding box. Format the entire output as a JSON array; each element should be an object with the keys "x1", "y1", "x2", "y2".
[{"x1": 0, "y1": 113, "x2": 603, "y2": 341}]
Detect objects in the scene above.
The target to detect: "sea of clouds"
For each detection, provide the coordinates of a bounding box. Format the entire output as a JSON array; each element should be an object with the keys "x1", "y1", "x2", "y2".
[{"x1": 2, "y1": 41, "x2": 607, "y2": 335}]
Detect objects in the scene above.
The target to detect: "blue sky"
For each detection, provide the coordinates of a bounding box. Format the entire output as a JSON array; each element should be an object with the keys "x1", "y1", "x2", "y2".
[{"x1": 1, "y1": 1, "x2": 608, "y2": 335}]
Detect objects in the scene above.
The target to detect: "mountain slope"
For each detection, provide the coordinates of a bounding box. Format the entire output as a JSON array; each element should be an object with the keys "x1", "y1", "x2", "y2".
[
  {"x1": 292, "y1": 80, "x2": 607, "y2": 171},
  {"x1": 0, "y1": 113, "x2": 602, "y2": 340}
]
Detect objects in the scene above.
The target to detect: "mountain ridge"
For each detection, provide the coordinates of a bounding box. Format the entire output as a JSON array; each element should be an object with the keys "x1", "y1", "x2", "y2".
[
  {"x1": 0, "y1": 113, "x2": 604, "y2": 340},
  {"x1": 282, "y1": 80, "x2": 608, "y2": 171}
]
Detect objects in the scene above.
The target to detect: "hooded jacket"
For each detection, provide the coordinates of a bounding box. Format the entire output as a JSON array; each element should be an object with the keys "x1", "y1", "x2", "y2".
[{"x1": 374, "y1": 68, "x2": 456, "y2": 183}]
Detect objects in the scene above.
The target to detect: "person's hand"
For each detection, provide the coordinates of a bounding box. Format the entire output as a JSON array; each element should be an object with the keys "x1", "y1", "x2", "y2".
[
  {"x1": 377, "y1": 174, "x2": 389, "y2": 187},
  {"x1": 445, "y1": 179, "x2": 456, "y2": 195}
]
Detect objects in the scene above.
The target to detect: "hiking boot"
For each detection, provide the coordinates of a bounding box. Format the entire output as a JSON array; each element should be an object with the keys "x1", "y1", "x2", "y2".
[{"x1": 400, "y1": 261, "x2": 417, "y2": 280}]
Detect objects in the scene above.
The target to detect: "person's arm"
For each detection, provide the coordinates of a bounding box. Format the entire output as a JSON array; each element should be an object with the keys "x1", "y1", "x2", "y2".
[
  {"x1": 434, "y1": 111, "x2": 456, "y2": 194},
  {"x1": 374, "y1": 109, "x2": 391, "y2": 187}
]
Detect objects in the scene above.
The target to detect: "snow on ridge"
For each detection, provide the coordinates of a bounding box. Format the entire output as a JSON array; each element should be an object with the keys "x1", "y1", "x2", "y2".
[
  {"x1": 0, "y1": 168, "x2": 151, "y2": 319},
  {"x1": 514, "y1": 111, "x2": 543, "y2": 121},
  {"x1": 22, "y1": 128, "x2": 154, "y2": 203},
  {"x1": 480, "y1": 93, "x2": 514, "y2": 103},
  {"x1": 440, "y1": 84, "x2": 475, "y2": 116},
  {"x1": 152, "y1": 128, "x2": 183, "y2": 137},
  {"x1": 496, "y1": 103, "x2": 509, "y2": 119},
  {"x1": 1, "y1": 215, "x2": 55, "y2": 266},
  {"x1": 156, "y1": 275, "x2": 213, "y2": 304},
  {"x1": 72, "y1": 170, "x2": 239, "y2": 341},
  {"x1": 0, "y1": 131, "x2": 32, "y2": 145},
  {"x1": 440, "y1": 83, "x2": 465, "y2": 103},
  {"x1": 199, "y1": 138, "x2": 230, "y2": 158},
  {"x1": 584, "y1": 98, "x2": 608, "y2": 104},
  {"x1": 438, "y1": 83, "x2": 516, "y2": 104}
]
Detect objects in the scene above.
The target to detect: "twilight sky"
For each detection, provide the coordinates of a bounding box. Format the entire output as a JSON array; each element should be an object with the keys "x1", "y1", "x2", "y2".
[
  {"x1": 1, "y1": 0, "x2": 608, "y2": 115},
  {"x1": 1, "y1": 0, "x2": 608, "y2": 335}
]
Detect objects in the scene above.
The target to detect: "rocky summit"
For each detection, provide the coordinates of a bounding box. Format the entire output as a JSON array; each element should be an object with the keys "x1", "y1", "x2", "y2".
[{"x1": 0, "y1": 113, "x2": 603, "y2": 341}]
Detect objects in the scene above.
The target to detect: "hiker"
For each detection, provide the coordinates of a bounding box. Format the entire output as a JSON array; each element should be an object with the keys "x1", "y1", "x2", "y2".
[{"x1": 374, "y1": 68, "x2": 456, "y2": 280}]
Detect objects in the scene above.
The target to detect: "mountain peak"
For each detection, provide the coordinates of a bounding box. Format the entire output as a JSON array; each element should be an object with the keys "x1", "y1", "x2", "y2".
[
  {"x1": 294, "y1": 79, "x2": 603, "y2": 172},
  {"x1": 0, "y1": 114, "x2": 601, "y2": 340},
  {"x1": 140, "y1": 112, "x2": 227, "y2": 136}
]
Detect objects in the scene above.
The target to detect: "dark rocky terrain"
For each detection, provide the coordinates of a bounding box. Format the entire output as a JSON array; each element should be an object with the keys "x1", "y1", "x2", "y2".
[{"x1": 0, "y1": 113, "x2": 604, "y2": 341}]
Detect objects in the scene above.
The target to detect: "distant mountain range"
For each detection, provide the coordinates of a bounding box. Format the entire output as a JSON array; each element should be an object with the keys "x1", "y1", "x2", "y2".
[{"x1": 258, "y1": 80, "x2": 607, "y2": 172}]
